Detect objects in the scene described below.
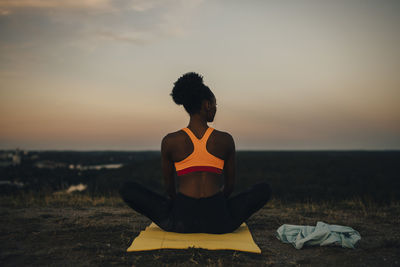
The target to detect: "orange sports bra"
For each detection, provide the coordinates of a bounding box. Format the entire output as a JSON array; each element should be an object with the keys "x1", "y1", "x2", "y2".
[{"x1": 174, "y1": 127, "x2": 225, "y2": 176}]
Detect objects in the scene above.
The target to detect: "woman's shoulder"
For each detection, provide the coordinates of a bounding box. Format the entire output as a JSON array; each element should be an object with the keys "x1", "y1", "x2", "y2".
[
  {"x1": 161, "y1": 129, "x2": 186, "y2": 146},
  {"x1": 212, "y1": 128, "x2": 233, "y2": 139},
  {"x1": 162, "y1": 128, "x2": 185, "y2": 138},
  {"x1": 211, "y1": 129, "x2": 235, "y2": 146}
]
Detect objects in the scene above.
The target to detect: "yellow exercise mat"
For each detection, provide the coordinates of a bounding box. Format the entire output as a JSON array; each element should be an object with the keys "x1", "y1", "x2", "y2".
[{"x1": 127, "y1": 222, "x2": 261, "y2": 254}]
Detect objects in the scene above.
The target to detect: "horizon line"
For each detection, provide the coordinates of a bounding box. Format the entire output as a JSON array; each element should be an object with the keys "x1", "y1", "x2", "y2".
[{"x1": 1, "y1": 149, "x2": 399, "y2": 152}]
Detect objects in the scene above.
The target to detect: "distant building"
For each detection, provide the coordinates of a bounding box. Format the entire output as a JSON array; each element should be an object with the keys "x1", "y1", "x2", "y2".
[{"x1": 0, "y1": 148, "x2": 27, "y2": 166}]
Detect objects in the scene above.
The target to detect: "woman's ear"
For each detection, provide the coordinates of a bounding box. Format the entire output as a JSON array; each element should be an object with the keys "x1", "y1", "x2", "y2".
[
  {"x1": 206, "y1": 100, "x2": 211, "y2": 110},
  {"x1": 203, "y1": 99, "x2": 211, "y2": 111}
]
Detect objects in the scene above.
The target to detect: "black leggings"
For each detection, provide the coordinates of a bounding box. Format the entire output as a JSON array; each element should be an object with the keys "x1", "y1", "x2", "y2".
[{"x1": 119, "y1": 181, "x2": 271, "y2": 234}]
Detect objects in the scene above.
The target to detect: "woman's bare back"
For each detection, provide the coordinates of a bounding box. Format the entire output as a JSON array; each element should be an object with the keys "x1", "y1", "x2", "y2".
[{"x1": 164, "y1": 127, "x2": 234, "y2": 198}]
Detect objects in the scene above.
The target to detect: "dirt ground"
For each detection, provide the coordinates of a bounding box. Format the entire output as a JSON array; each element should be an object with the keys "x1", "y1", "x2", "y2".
[{"x1": 1, "y1": 199, "x2": 400, "y2": 266}]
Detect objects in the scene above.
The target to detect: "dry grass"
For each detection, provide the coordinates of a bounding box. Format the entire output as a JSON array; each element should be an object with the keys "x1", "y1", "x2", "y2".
[
  {"x1": 1, "y1": 193, "x2": 400, "y2": 266},
  {"x1": 2, "y1": 192, "x2": 399, "y2": 216},
  {"x1": 0, "y1": 192, "x2": 125, "y2": 208},
  {"x1": 266, "y1": 197, "x2": 400, "y2": 222}
]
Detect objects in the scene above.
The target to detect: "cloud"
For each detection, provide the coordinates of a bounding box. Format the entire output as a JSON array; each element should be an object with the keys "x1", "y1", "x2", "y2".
[
  {"x1": 0, "y1": 0, "x2": 204, "y2": 46},
  {"x1": 0, "y1": 0, "x2": 112, "y2": 12},
  {"x1": 127, "y1": 0, "x2": 167, "y2": 12},
  {"x1": 0, "y1": 0, "x2": 202, "y2": 15},
  {"x1": 93, "y1": 29, "x2": 153, "y2": 45},
  {"x1": 0, "y1": 0, "x2": 116, "y2": 17},
  {"x1": 0, "y1": 0, "x2": 166, "y2": 16},
  {"x1": 0, "y1": 8, "x2": 9, "y2": 15},
  {"x1": 0, "y1": 0, "x2": 204, "y2": 79}
]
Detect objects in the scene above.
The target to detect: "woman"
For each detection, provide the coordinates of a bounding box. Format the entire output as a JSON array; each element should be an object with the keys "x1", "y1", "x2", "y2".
[{"x1": 120, "y1": 72, "x2": 271, "y2": 234}]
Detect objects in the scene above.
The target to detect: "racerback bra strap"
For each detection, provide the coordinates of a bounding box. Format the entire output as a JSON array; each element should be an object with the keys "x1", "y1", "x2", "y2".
[{"x1": 183, "y1": 127, "x2": 213, "y2": 144}]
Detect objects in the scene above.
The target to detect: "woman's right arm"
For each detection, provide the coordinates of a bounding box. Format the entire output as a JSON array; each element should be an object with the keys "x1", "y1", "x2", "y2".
[
  {"x1": 161, "y1": 135, "x2": 176, "y2": 199},
  {"x1": 222, "y1": 133, "x2": 235, "y2": 198}
]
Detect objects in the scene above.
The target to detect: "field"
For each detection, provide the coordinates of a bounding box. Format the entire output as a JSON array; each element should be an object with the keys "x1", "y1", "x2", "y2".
[
  {"x1": 1, "y1": 194, "x2": 399, "y2": 266},
  {"x1": 1, "y1": 151, "x2": 399, "y2": 266}
]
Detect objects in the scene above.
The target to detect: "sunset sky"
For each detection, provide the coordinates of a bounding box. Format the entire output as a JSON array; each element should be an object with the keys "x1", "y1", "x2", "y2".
[{"x1": 1, "y1": 0, "x2": 399, "y2": 151}]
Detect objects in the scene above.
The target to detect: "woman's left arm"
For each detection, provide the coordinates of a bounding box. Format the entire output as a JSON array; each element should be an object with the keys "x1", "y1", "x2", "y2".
[{"x1": 161, "y1": 135, "x2": 176, "y2": 199}]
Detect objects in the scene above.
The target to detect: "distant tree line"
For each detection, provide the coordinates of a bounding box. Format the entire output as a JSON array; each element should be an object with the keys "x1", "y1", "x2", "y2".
[{"x1": 1, "y1": 151, "x2": 399, "y2": 204}]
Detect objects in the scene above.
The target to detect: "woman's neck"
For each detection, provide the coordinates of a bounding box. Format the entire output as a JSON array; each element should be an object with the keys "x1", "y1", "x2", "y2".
[{"x1": 187, "y1": 114, "x2": 208, "y2": 131}]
